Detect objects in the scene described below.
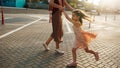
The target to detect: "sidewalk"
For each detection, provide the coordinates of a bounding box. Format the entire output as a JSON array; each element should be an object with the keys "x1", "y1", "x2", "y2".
[{"x1": 0, "y1": 9, "x2": 120, "y2": 68}]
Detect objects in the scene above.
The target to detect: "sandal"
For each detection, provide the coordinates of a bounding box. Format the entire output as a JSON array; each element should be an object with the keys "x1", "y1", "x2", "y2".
[
  {"x1": 67, "y1": 62, "x2": 77, "y2": 66},
  {"x1": 43, "y1": 43, "x2": 50, "y2": 51}
]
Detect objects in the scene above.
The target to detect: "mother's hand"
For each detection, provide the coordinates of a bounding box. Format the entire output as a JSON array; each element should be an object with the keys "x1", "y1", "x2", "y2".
[{"x1": 59, "y1": 6, "x2": 65, "y2": 12}]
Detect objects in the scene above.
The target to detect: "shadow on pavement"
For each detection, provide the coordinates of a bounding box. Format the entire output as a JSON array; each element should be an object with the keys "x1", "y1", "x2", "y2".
[
  {"x1": 14, "y1": 50, "x2": 64, "y2": 68},
  {"x1": 66, "y1": 66, "x2": 77, "y2": 68}
]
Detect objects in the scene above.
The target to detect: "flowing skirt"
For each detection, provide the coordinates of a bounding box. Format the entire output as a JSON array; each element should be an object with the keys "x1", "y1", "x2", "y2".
[
  {"x1": 51, "y1": 11, "x2": 63, "y2": 43},
  {"x1": 73, "y1": 31, "x2": 96, "y2": 49}
]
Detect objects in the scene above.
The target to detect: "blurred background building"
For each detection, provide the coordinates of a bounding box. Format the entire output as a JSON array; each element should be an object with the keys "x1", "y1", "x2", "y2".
[
  {"x1": 0, "y1": 0, "x2": 26, "y2": 8},
  {"x1": 0, "y1": 0, "x2": 120, "y2": 13}
]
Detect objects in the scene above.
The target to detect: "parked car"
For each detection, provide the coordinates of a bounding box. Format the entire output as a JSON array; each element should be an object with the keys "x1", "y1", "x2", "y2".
[
  {"x1": 27, "y1": 1, "x2": 49, "y2": 9},
  {"x1": 38, "y1": 2, "x2": 49, "y2": 9}
]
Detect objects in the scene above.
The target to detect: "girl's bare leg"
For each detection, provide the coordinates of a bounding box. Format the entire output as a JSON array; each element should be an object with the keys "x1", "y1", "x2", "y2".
[
  {"x1": 84, "y1": 46, "x2": 99, "y2": 61},
  {"x1": 72, "y1": 48, "x2": 77, "y2": 62},
  {"x1": 68, "y1": 48, "x2": 78, "y2": 66}
]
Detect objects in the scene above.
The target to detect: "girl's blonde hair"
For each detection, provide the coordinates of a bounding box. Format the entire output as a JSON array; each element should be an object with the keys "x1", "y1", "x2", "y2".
[{"x1": 73, "y1": 9, "x2": 92, "y2": 24}]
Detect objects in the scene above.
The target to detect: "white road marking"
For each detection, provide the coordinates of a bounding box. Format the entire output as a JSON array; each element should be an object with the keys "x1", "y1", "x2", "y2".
[
  {"x1": 6, "y1": 24, "x2": 24, "y2": 26},
  {"x1": 28, "y1": 15, "x2": 41, "y2": 18},
  {"x1": 63, "y1": 17, "x2": 72, "y2": 33},
  {"x1": 0, "y1": 18, "x2": 41, "y2": 39},
  {"x1": 30, "y1": 14, "x2": 73, "y2": 33},
  {"x1": 28, "y1": 14, "x2": 49, "y2": 22},
  {"x1": 28, "y1": 14, "x2": 49, "y2": 18}
]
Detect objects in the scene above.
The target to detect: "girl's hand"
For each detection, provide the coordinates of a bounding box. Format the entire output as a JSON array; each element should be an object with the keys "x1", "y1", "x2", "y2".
[
  {"x1": 62, "y1": 6, "x2": 65, "y2": 11},
  {"x1": 63, "y1": 10, "x2": 65, "y2": 13}
]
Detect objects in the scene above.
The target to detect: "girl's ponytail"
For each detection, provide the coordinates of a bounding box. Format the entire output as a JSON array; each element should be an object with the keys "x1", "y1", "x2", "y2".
[{"x1": 73, "y1": 9, "x2": 92, "y2": 24}]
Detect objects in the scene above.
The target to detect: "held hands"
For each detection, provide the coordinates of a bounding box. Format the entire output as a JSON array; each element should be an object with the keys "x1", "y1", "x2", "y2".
[{"x1": 59, "y1": 6, "x2": 65, "y2": 12}]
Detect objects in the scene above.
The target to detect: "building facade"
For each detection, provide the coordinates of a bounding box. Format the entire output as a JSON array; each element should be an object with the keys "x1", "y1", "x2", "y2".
[{"x1": 0, "y1": 0, "x2": 26, "y2": 8}]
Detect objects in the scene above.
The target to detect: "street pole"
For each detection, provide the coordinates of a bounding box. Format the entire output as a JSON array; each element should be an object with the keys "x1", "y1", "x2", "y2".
[
  {"x1": 1, "y1": 0, "x2": 5, "y2": 25},
  {"x1": 1, "y1": 7, "x2": 4, "y2": 25}
]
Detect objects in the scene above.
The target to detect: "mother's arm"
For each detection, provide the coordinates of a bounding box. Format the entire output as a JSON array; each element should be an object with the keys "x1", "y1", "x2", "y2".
[
  {"x1": 50, "y1": 0, "x2": 63, "y2": 10},
  {"x1": 64, "y1": 0, "x2": 74, "y2": 11}
]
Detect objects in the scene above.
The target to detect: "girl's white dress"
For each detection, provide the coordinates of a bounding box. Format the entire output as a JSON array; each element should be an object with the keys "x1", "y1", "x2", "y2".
[{"x1": 72, "y1": 25, "x2": 96, "y2": 49}]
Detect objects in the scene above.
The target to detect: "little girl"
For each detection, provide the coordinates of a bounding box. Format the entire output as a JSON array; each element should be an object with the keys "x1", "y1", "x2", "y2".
[{"x1": 63, "y1": 10, "x2": 99, "y2": 66}]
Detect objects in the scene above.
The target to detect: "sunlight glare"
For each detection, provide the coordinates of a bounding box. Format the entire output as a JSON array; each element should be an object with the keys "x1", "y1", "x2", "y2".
[{"x1": 87, "y1": 0, "x2": 101, "y2": 5}]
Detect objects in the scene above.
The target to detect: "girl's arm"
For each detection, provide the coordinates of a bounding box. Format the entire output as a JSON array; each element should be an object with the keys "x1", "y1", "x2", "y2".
[
  {"x1": 63, "y1": 11, "x2": 74, "y2": 24},
  {"x1": 63, "y1": 11, "x2": 81, "y2": 27}
]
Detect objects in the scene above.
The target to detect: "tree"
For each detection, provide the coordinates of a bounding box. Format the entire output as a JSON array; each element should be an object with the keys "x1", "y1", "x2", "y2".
[{"x1": 68, "y1": 0, "x2": 79, "y2": 8}]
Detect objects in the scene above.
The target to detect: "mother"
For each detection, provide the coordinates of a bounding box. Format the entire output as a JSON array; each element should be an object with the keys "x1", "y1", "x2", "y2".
[{"x1": 43, "y1": 0, "x2": 74, "y2": 54}]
